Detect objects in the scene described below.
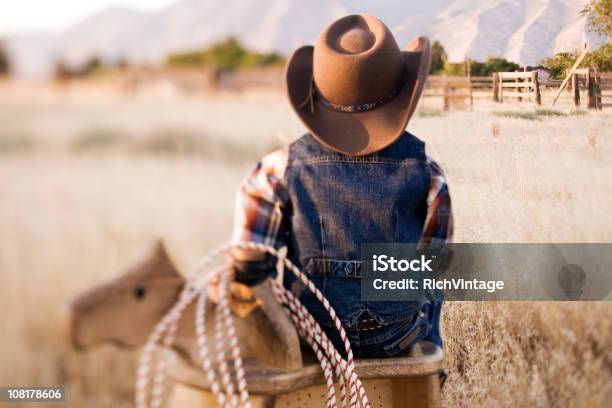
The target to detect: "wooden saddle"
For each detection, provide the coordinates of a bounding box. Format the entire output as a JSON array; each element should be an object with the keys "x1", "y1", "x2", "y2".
[{"x1": 69, "y1": 240, "x2": 443, "y2": 407}]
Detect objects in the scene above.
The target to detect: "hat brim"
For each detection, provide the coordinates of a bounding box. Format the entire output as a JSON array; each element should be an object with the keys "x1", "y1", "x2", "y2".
[{"x1": 286, "y1": 36, "x2": 431, "y2": 156}]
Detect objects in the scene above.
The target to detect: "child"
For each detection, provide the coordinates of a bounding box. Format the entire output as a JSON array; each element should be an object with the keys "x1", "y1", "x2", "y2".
[{"x1": 231, "y1": 14, "x2": 453, "y2": 360}]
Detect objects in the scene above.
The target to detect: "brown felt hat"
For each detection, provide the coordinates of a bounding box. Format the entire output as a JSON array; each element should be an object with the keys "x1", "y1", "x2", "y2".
[{"x1": 286, "y1": 14, "x2": 431, "y2": 156}]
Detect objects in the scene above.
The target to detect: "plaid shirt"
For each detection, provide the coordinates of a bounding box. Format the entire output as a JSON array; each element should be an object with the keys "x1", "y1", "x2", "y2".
[{"x1": 232, "y1": 147, "x2": 454, "y2": 253}]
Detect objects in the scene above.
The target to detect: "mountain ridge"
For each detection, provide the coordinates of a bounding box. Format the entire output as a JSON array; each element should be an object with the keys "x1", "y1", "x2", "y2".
[{"x1": 6, "y1": 0, "x2": 605, "y2": 79}]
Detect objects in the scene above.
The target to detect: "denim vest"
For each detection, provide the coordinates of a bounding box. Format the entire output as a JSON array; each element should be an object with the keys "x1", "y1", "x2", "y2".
[{"x1": 282, "y1": 132, "x2": 431, "y2": 329}]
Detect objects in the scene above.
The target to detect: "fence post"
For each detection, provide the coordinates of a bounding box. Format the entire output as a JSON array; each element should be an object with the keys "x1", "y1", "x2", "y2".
[
  {"x1": 516, "y1": 71, "x2": 522, "y2": 102},
  {"x1": 593, "y1": 70, "x2": 602, "y2": 109},
  {"x1": 532, "y1": 71, "x2": 541, "y2": 105},
  {"x1": 498, "y1": 73, "x2": 504, "y2": 103},
  {"x1": 443, "y1": 75, "x2": 450, "y2": 111},
  {"x1": 466, "y1": 58, "x2": 473, "y2": 111},
  {"x1": 586, "y1": 68, "x2": 595, "y2": 109},
  {"x1": 493, "y1": 73, "x2": 499, "y2": 102},
  {"x1": 572, "y1": 72, "x2": 580, "y2": 107},
  {"x1": 210, "y1": 68, "x2": 221, "y2": 91}
]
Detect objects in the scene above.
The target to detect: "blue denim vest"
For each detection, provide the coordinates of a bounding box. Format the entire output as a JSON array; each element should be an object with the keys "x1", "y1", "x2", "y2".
[{"x1": 282, "y1": 131, "x2": 432, "y2": 332}]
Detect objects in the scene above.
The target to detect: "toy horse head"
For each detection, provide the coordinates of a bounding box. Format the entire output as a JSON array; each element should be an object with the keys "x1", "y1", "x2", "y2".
[
  {"x1": 69, "y1": 240, "x2": 185, "y2": 349},
  {"x1": 67, "y1": 240, "x2": 302, "y2": 370}
]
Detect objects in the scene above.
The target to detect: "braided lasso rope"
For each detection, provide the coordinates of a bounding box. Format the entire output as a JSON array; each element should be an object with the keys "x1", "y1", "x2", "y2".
[{"x1": 135, "y1": 241, "x2": 371, "y2": 408}]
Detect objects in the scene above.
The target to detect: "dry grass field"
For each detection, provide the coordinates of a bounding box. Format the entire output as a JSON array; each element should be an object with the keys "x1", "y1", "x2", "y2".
[{"x1": 0, "y1": 83, "x2": 611, "y2": 407}]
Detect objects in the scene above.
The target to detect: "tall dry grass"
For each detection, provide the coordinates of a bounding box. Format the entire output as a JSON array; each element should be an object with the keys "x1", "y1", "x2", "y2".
[{"x1": 0, "y1": 85, "x2": 610, "y2": 406}]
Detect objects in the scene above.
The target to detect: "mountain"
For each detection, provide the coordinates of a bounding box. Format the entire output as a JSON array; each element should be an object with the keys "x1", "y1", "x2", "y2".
[{"x1": 6, "y1": 0, "x2": 605, "y2": 79}]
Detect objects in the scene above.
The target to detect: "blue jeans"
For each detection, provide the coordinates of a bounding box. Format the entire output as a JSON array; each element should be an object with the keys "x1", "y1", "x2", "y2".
[{"x1": 321, "y1": 301, "x2": 443, "y2": 358}]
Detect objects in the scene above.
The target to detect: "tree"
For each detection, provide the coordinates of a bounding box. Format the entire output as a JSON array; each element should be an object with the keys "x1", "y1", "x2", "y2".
[
  {"x1": 542, "y1": 44, "x2": 612, "y2": 79},
  {"x1": 468, "y1": 61, "x2": 487, "y2": 76},
  {"x1": 166, "y1": 37, "x2": 285, "y2": 70},
  {"x1": 53, "y1": 55, "x2": 105, "y2": 80},
  {"x1": 206, "y1": 37, "x2": 247, "y2": 70},
  {"x1": 541, "y1": 52, "x2": 575, "y2": 79},
  {"x1": 539, "y1": 0, "x2": 610, "y2": 79},
  {"x1": 441, "y1": 56, "x2": 521, "y2": 76},
  {"x1": 481, "y1": 57, "x2": 521, "y2": 74},
  {"x1": 581, "y1": 0, "x2": 612, "y2": 37},
  {"x1": 585, "y1": 43, "x2": 612, "y2": 71},
  {"x1": 0, "y1": 39, "x2": 11, "y2": 76},
  {"x1": 82, "y1": 56, "x2": 102, "y2": 75},
  {"x1": 429, "y1": 41, "x2": 447, "y2": 74}
]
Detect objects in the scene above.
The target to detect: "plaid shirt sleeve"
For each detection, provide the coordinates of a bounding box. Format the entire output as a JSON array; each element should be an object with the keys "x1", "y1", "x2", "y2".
[
  {"x1": 420, "y1": 157, "x2": 454, "y2": 245},
  {"x1": 231, "y1": 148, "x2": 289, "y2": 250}
]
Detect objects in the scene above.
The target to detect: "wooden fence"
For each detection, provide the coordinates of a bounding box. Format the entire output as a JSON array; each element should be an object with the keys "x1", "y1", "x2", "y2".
[
  {"x1": 470, "y1": 76, "x2": 494, "y2": 91},
  {"x1": 421, "y1": 70, "x2": 612, "y2": 109},
  {"x1": 493, "y1": 71, "x2": 541, "y2": 105},
  {"x1": 423, "y1": 76, "x2": 473, "y2": 110},
  {"x1": 571, "y1": 69, "x2": 612, "y2": 109},
  {"x1": 595, "y1": 71, "x2": 612, "y2": 109},
  {"x1": 117, "y1": 66, "x2": 609, "y2": 110}
]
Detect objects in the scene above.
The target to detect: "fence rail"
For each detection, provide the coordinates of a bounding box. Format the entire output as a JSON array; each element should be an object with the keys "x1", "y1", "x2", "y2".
[
  {"x1": 424, "y1": 76, "x2": 473, "y2": 110},
  {"x1": 591, "y1": 71, "x2": 612, "y2": 108},
  {"x1": 470, "y1": 76, "x2": 494, "y2": 93},
  {"x1": 493, "y1": 71, "x2": 541, "y2": 105}
]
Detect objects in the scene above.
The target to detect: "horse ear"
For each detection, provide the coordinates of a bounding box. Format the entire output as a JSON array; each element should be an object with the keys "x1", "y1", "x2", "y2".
[
  {"x1": 146, "y1": 238, "x2": 184, "y2": 281},
  {"x1": 70, "y1": 238, "x2": 185, "y2": 313}
]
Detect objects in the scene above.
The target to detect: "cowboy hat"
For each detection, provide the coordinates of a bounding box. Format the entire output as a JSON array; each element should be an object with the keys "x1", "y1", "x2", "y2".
[{"x1": 286, "y1": 14, "x2": 431, "y2": 156}]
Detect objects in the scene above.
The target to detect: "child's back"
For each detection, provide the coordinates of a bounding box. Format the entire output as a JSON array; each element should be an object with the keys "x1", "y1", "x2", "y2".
[{"x1": 231, "y1": 14, "x2": 453, "y2": 359}]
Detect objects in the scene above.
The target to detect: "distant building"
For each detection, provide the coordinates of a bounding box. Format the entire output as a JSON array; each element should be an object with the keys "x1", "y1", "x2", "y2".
[{"x1": 525, "y1": 66, "x2": 551, "y2": 85}]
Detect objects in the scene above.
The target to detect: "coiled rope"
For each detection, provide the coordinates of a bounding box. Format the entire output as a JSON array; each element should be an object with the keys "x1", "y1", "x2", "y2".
[{"x1": 135, "y1": 241, "x2": 371, "y2": 408}]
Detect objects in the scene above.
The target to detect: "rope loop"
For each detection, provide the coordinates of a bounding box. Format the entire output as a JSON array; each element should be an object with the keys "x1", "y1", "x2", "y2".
[{"x1": 135, "y1": 241, "x2": 370, "y2": 408}]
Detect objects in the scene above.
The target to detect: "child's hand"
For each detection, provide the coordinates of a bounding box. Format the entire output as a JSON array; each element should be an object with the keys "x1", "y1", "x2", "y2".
[{"x1": 207, "y1": 275, "x2": 262, "y2": 318}]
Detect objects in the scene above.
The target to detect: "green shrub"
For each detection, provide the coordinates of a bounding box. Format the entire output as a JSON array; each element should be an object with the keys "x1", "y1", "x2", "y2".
[
  {"x1": 534, "y1": 109, "x2": 567, "y2": 117},
  {"x1": 71, "y1": 128, "x2": 127, "y2": 151},
  {"x1": 417, "y1": 108, "x2": 445, "y2": 117},
  {"x1": 130, "y1": 129, "x2": 203, "y2": 155},
  {"x1": 130, "y1": 128, "x2": 282, "y2": 164},
  {"x1": 492, "y1": 109, "x2": 589, "y2": 120},
  {"x1": 492, "y1": 111, "x2": 541, "y2": 120},
  {"x1": 0, "y1": 134, "x2": 35, "y2": 153}
]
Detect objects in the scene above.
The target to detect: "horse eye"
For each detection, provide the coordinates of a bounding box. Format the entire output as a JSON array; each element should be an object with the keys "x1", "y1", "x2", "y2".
[{"x1": 134, "y1": 286, "x2": 147, "y2": 300}]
